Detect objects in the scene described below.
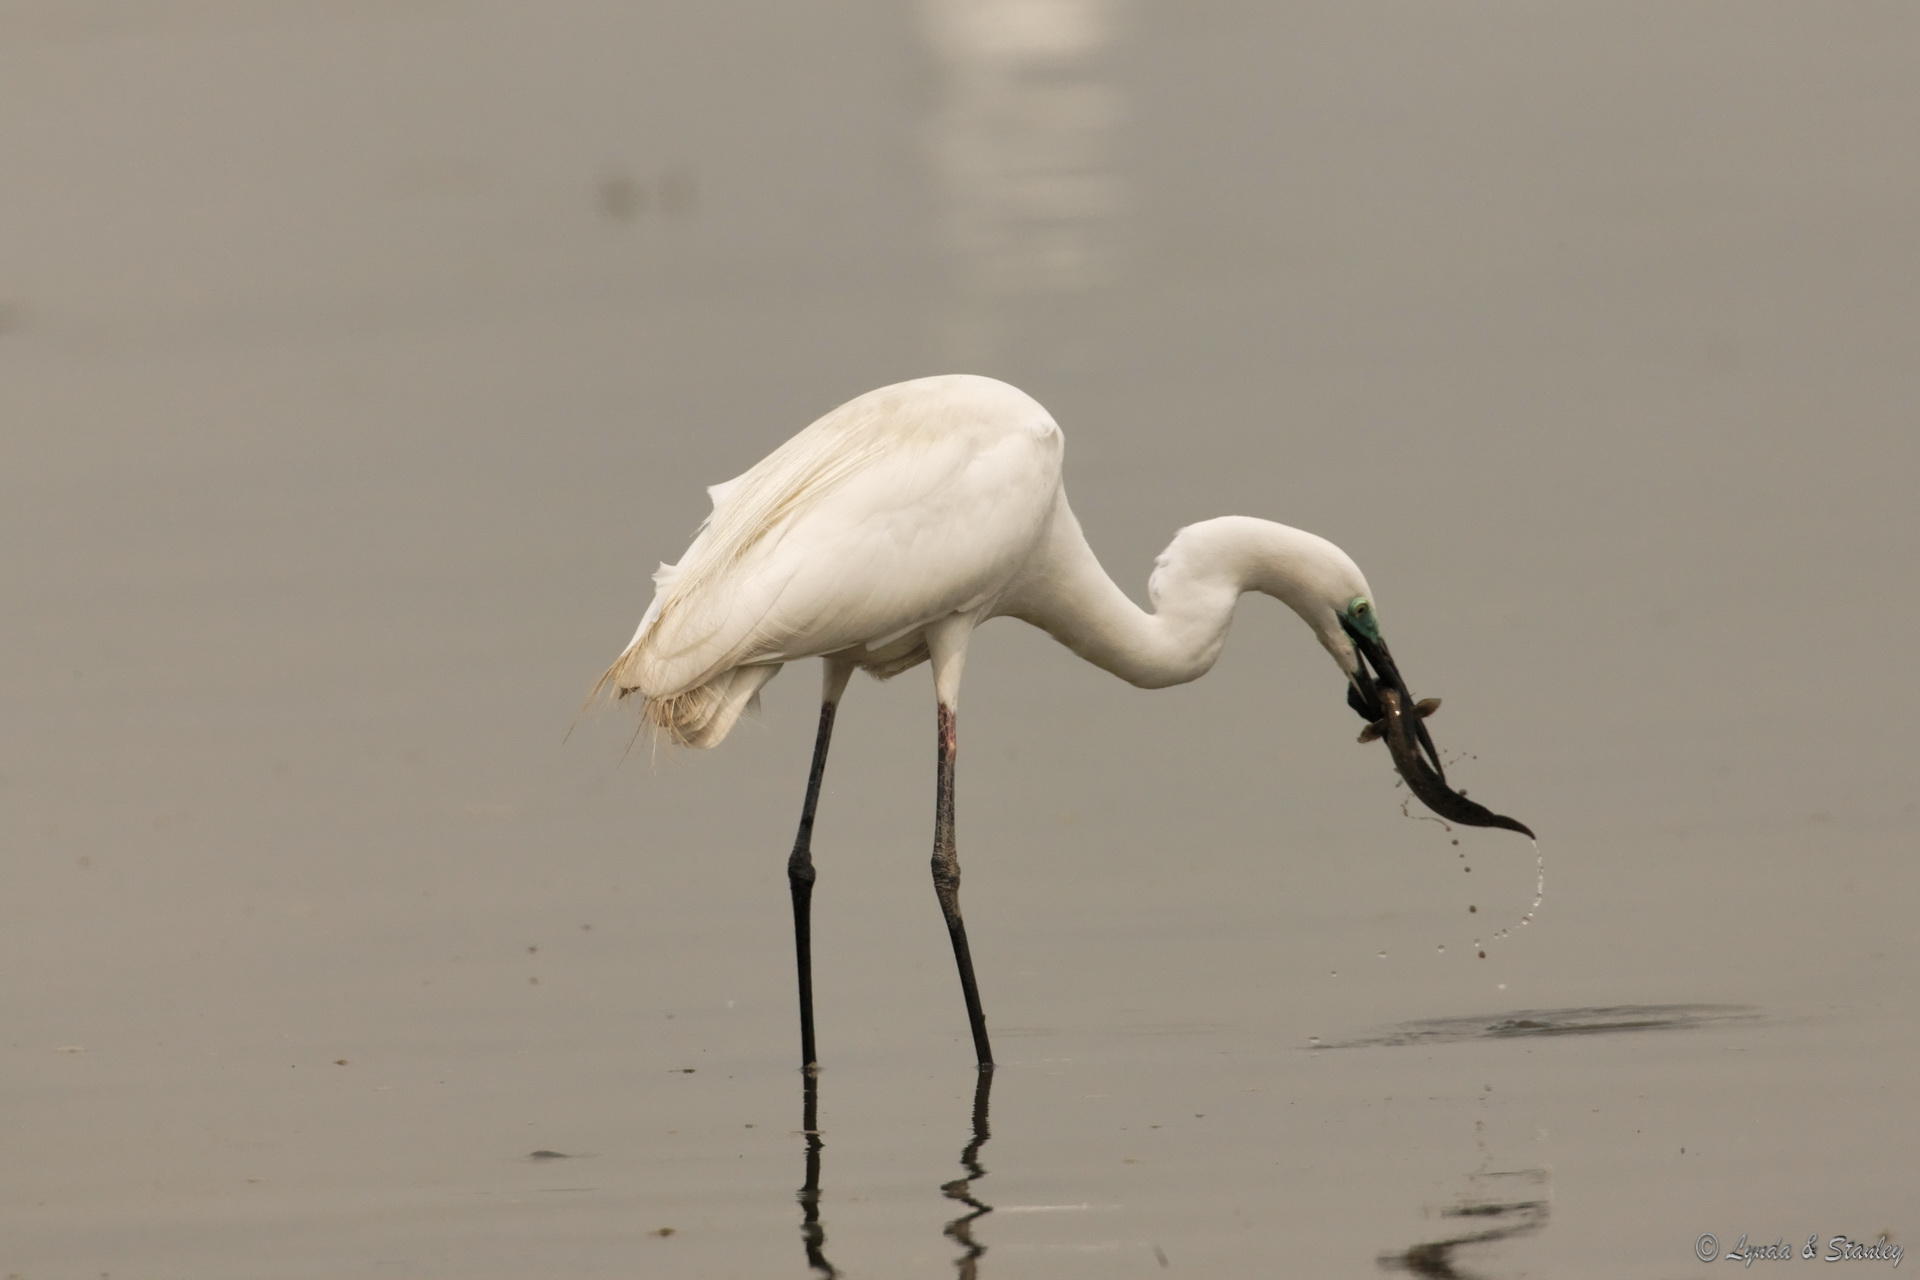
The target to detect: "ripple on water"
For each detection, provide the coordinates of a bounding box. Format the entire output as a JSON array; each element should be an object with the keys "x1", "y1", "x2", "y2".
[{"x1": 1307, "y1": 1003, "x2": 1760, "y2": 1051}]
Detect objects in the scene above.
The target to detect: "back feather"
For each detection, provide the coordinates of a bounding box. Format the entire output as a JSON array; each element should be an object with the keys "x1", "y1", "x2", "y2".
[
  {"x1": 591, "y1": 387, "x2": 928, "y2": 716},
  {"x1": 591, "y1": 375, "x2": 1060, "y2": 747}
]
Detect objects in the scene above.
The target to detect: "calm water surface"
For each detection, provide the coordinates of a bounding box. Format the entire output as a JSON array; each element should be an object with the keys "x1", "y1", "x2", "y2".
[{"x1": 4, "y1": 3, "x2": 1915, "y2": 1276}]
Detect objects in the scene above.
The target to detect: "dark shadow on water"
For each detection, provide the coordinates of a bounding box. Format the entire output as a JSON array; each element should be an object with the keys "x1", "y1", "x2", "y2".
[
  {"x1": 1314, "y1": 1002, "x2": 1758, "y2": 1051},
  {"x1": 793, "y1": 1067, "x2": 996, "y2": 1278},
  {"x1": 1378, "y1": 1168, "x2": 1549, "y2": 1279}
]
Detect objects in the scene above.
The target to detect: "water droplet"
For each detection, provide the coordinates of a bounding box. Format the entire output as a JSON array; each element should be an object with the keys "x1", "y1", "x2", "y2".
[
  {"x1": 1327, "y1": 969, "x2": 1339, "y2": 978},
  {"x1": 1376, "y1": 950, "x2": 1388, "y2": 960},
  {"x1": 1436, "y1": 944, "x2": 1446, "y2": 955},
  {"x1": 1307, "y1": 1036, "x2": 1321, "y2": 1046}
]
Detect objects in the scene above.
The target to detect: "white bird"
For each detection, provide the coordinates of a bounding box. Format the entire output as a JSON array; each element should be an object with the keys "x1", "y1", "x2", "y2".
[{"x1": 600, "y1": 374, "x2": 1443, "y2": 1070}]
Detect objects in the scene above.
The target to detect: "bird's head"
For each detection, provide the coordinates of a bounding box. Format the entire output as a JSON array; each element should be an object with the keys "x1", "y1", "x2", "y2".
[
  {"x1": 1257, "y1": 529, "x2": 1444, "y2": 779},
  {"x1": 1177, "y1": 518, "x2": 1449, "y2": 779},
  {"x1": 1253, "y1": 522, "x2": 1519, "y2": 827}
]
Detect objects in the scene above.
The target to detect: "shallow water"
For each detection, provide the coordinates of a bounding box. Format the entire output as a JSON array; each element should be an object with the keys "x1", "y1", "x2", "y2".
[{"x1": 5, "y1": 3, "x2": 1917, "y2": 1276}]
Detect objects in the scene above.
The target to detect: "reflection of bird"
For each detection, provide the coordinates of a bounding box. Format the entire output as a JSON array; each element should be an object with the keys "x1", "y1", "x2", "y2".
[{"x1": 600, "y1": 374, "x2": 1427, "y2": 1069}]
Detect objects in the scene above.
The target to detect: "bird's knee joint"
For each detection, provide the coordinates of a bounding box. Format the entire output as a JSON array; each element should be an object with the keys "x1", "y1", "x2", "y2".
[{"x1": 788, "y1": 853, "x2": 817, "y2": 886}]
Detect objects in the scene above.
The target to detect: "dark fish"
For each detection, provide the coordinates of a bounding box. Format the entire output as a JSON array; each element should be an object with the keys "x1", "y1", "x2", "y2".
[
  {"x1": 1372, "y1": 688, "x2": 1534, "y2": 838},
  {"x1": 1357, "y1": 696, "x2": 1441, "y2": 743}
]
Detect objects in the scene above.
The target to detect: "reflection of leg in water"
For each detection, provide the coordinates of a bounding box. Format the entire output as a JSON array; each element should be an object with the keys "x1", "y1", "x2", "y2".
[
  {"x1": 941, "y1": 1066, "x2": 996, "y2": 1277},
  {"x1": 796, "y1": 1074, "x2": 837, "y2": 1278}
]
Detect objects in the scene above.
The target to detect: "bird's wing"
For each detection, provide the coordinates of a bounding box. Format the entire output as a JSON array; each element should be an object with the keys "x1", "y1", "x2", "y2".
[{"x1": 611, "y1": 389, "x2": 1060, "y2": 698}]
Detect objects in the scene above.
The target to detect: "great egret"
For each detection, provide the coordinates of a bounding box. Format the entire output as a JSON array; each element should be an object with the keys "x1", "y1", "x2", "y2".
[{"x1": 600, "y1": 374, "x2": 1519, "y2": 1069}]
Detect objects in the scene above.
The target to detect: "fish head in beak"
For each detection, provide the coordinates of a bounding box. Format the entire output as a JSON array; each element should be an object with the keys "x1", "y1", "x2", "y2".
[
  {"x1": 1339, "y1": 597, "x2": 1445, "y2": 779},
  {"x1": 1336, "y1": 597, "x2": 1536, "y2": 839}
]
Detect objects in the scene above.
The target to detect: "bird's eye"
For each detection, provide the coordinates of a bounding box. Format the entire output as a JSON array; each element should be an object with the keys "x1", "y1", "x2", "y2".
[{"x1": 1350, "y1": 597, "x2": 1371, "y2": 617}]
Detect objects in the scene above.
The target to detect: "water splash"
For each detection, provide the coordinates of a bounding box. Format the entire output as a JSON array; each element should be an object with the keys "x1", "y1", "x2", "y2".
[
  {"x1": 1521, "y1": 838, "x2": 1546, "y2": 925},
  {"x1": 1451, "y1": 836, "x2": 1545, "y2": 968}
]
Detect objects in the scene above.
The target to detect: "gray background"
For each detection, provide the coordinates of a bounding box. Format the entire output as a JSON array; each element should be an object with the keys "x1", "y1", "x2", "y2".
[{"x1": 5, "y1": 3, "x2": 1913, "y2": 1276}]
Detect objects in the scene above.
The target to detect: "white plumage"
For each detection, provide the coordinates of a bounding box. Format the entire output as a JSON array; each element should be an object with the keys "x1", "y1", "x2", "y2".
[{"x1": 600, "y1": 375, "x2": 1065, "y2": 745}]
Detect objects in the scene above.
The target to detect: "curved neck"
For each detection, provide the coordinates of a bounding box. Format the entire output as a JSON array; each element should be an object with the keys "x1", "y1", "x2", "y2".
[{"x1": 998, "y1": 505, "x2": 1358, "y2": 689}]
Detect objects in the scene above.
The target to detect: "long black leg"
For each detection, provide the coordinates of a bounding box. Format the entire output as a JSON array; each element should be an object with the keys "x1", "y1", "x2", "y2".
[
  {"x1": 932, "y1": 703, "x2": 994, "y2": 1066},
  {"x1": 790, "y1": 697, "x2": 839, "y2": 1072}
]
